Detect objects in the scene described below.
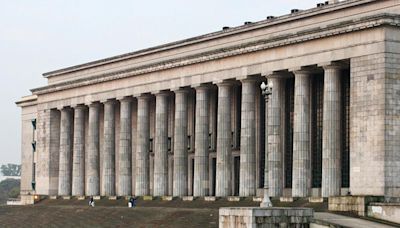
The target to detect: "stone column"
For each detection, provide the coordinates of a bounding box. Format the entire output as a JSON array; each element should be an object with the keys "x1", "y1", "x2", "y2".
[
  {"x1": 154, "y1": 92, "x2": 169, "y2": 196},
  {"x1": 267, "y1": 75, "x2": 285, "y2": 197},
  {"x1": 118, "y1": 97, "x2": 132, "y2": 196},
  {"x1": 216, "y1": 82, "x2": 232, "y2": 197},
  {"x1": 102, "y1": 100, "x2": 116, "y2": 196},
  {"x1": 194, "y1": 85, "x2": 210, "y2": 196},
  {"x1": 72, "y1": 105, "x2": 86, "y2": 196},
  {"x1": 240, "y1": 79, "x2": 257, "y2": 197},
  {"x1": 292, "y1": 70, "x2": 312, "y2": 197},
  {"x1": 173, "y1": 89, "x2": 188, "y2": 196},
  {"x1": 86, "y1": 102, "x2": 100, "y2": 196},
  {"x1": 135, "y1": 95, "x2": 151, "y2": 196},
  {"x1": 322, "y1": 64, "x2": 342, "y2": 197},
  {"x1": 58, "y1": 107, "x2": 73, "y2": 196}
]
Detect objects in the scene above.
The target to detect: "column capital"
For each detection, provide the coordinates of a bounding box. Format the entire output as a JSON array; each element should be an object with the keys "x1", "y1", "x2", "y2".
[
  {"x1": 192, "y1": 83, "x2": 212, "y2": 91},
  {"x1": 153, "y1": 90, "x2": 171, "y2": 97},
  {"x1": 172, "y1": 87, "x2": 190, "y2": 94},
  {"x1": 240, "y1": 77, "x2": 261, "y2": 84},
  {"x1": 215, "y1": 79, "x2": 237, "y2": 87},
  {"x1": 117, "y1": 96, "x2": 133, "y2": 103},
  {"x1": 135, "y1": 93, "x2": 153, "y2": 100},
  {"x1": 85, "y1": 101, "x2": 101, "y2": 107},
  {"x1": 71, "y1": 104, "x2": 86, "y2": 109},
  {"x1": 266, "y1": 71, "x2": 293, "y2": 79},
  {"x1": 101, "y1": 98, "x2": 117, "y2": 104},
  {"x1": 57, "y1": 106, "x2": 72, "y2": 111},
  {"x1": 319, "y1": 61, "x2": 348, "y2": 70}
]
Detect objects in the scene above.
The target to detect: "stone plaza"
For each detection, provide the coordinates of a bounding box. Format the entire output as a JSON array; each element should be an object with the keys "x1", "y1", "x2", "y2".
[{"x1": 16, "y1": 0, "x2": 400, "y2": 204}]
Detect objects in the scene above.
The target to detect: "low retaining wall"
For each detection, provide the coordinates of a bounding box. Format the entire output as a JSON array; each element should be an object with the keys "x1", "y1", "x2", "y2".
[
  {"x1": 368, "y1": 203, "x2": 400, "y2": 224},
  {"x1": 328, "y1": 196, "x2": 384, "y2": 216},
  {"x1": 219, "y1": 207, "x2": 314, "y2": 228}
]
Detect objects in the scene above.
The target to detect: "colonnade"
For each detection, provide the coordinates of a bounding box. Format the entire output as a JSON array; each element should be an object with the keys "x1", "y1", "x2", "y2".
[{"x1": 55, "y1": 62, "x2": 347, "y2": 198}]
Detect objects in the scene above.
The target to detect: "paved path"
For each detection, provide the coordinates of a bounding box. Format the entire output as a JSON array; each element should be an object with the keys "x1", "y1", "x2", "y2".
[{"x1": 315, "y1": 212, "x2": 397, "y2": 228}]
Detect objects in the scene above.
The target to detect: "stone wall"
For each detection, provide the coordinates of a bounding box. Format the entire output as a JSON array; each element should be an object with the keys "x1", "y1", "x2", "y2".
[
  {"x1": 20, "y1": 105, "x2": 37, "y2": 193},
  {"x1": 328, "y1": 196, "x2": 384, "y2": 216},
  {"x1": 368, "y1": 203, "x2": 400, "y2": 224}
]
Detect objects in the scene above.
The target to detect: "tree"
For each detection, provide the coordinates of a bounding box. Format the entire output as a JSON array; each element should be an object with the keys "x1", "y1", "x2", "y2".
[
  {"x1": 0, "y1": 164, "x2": 21, "y2": 176},
  {"x1": 0, "y1": 179, "x2": 20, "y2": 204}
]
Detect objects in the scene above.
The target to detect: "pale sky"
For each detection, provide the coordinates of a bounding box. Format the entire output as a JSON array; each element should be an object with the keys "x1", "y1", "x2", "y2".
[{"x1": 0, "y1": 0, "x2": 318, "y2": 164}]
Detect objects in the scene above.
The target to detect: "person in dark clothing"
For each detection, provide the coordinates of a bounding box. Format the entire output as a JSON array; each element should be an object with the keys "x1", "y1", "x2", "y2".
[
  {"x1": 129, "y1": 196, "x2": 136, "y2": 208},
  {"x1": 89, "y1": 196, "x2": 94, "y2": 207}
]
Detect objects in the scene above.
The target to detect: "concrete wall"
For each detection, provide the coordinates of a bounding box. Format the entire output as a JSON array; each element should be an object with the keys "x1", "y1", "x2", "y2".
[
  {"x1": 368, "y1": 203, "x2": 400, "y2": 224},
  {"x1": 20, "y1": 104, "x2": 37, "y2": 194}
]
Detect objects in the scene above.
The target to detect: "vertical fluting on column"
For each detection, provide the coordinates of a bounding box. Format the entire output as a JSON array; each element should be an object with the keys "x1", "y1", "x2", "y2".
[
  {"x1": 58, "y1": 107, "x2": 73, "y2": 196},
  {"x1": 173, "y1": 89, "x2": 188, "y2": 196},
  {"x1": 216, "y1": 82, "x2": 232, "y2": 197},
  {"x1": 118, "y1": 97, "x2": 132, "y2": 196},
  {"x1": 135, "y1": 95, "x2": 150, "y2": 196},
  {"x1": 267, "y1": 76, "x2": 285, "y2": 197},
  {"x1": 194, "y1": 86, "x2": 210, "y2": 196},
  {"x1": 102, "y1": 100, "x2": 116, "y2": 196},
  {"x1": 239, "y1": 79, "x2": 257, "y2": 197},
  {"x1": 72, "y1": 106, "x2": 86, "y2": 196},
  {"x1": 154, "y1": 92, "x2": 169, "y2": 196},
  {"x1": 292, "y1": 70, "x2": 312, "y2": 197},
  {"x1": 322, "y1": 64, "x2": 342, "y2": 197},
  {"x1": 86, "y1": 102, "x2": 100, "y2": 196}
]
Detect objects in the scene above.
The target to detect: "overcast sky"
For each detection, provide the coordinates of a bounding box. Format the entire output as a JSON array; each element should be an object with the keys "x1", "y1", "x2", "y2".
[{"x1": 0, "y1": 0, "x2": 319, "y2": 164}]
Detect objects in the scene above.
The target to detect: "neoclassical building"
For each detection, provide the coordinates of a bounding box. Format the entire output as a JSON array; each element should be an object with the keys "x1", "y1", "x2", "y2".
[{"x1": 17, "y1": 0, "x2": 400, "y2": 199}]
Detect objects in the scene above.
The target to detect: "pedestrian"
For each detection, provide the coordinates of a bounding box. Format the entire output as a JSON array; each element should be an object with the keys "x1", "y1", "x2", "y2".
[
  {"x1": 131, "y1": 196, "x2": 136, "y2": 208},
  {"x1": 128, "y1": 197, "x2": 133, "y2": 208},
  {"x1": 89, "y1": 196, "x2": 95, "y2": 207}
]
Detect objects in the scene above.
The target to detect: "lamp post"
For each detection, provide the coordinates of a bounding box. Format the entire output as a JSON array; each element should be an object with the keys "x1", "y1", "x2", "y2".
[{"x1": 260, "y1": 80, "x2": 273, "y2": 208}]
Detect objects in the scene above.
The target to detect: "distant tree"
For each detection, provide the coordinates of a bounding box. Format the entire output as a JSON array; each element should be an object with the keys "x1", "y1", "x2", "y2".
[
  {"x1": 0, "y1": 179, "x2": 20, "y2": 204},
  {"x1": 0, "y1": 164, "x2": 21, "y2": 176},
  {"x1": 8, "y1": 187, "x2": 20, "y2": 198}
]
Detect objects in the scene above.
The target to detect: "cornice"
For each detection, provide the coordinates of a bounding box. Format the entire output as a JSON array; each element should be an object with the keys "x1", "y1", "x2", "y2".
[
  {"x1": 31, "y1": 13, "x2": 400, "y2": 95},
  {"x1": 42, "y1": 0, "x2": 377, "y2": 78}
]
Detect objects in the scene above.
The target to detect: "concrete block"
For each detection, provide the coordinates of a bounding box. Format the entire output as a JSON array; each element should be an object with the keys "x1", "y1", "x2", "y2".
[
  {"x1": 280, "y1": 197, "x2": 294, "y2": 202},
  {"x1": 49, "y1": 196, "x2": 58, "y2": 200},
  {"x1": 77, "y1": 196, "x2": 86, "y2": 200},
  {"x1": 93, "y1": 196, "x2": 101, "y2": 200},
  {"x1": 228, "y1": 196, "x2": 241, "y2": 202},
  {"x1": 62, "y1": 196, "x2": 71, "y2": 200},
  {"x1": 182, "y1": 196, "x2": 194, "y2": 201},
  {"x1": 253, "y1": 197, "x2": 263, "y2": 202},
  {"x1": 108, "y1": 196, "x2": 117, "y2": 200},
  {"x1": 143, "y1": 196, "x2": 153, "y2": 201},
  {"x1": 204, "y1": 196, "x2": 216, "y2": 201},
  {"x1": 162, "y1": 196, "x2": 173, "y2": 201},
  {"x1": 309, "y1": 197, "x2": 324, "y2": 203}
]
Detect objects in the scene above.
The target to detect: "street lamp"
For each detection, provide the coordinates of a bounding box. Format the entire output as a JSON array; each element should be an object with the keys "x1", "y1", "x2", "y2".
[{"x1": 260, "y1": 80, "x2": 273, "y2": 208}]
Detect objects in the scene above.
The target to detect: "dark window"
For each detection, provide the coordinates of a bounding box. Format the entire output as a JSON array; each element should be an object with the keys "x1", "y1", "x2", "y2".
[
  {"x1": 208, "y1": 133, "x2": 212, "y2": 149},
  {"x1": 259, "y1": 92, "x2": 266, "y2": 188},
  {"x1": 211, "y1": 158, "x2": 217, "y2": 196},
  {"x1": 234, "y1": 156, "x2": 240, "y2": 196},
  {"x1": 31, "y1": 119, "x2": 37, "y2": 130},
  {"x1": 149, "y1": 138, "x2": 153, "y2": 152},
  {"x1": 168, "y1": 137, "x2": 172, "y2": 152},
  {"x1": 285, "y1": 78, "x2": 295, "y2": 188},
  {"x1": 311, "y1": 75, "x2": 324, "y2": 188},
  {"x1": 341, "y1": 70, "x2": 350, "y2": 188},
  {"x1": 187, "y1": 135, "x2": 191, "y2": 150},
  {"x1": 31, "y1": 141, "x2": 36, "y2": 152}
]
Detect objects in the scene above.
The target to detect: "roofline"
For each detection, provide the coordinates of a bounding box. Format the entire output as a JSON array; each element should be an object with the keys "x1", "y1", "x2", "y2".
[
  {"x1": 42, "y1": 0, "x2": 376, "y2": 78},
  {"x1": 15, "y1": 95, "x2": 38, "y2": 107}
]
